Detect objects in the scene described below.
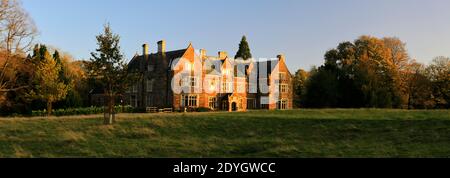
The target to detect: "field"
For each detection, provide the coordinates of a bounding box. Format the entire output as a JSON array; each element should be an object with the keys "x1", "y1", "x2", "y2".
[{"x1": 0, "y1": 109, "x2": 449, "y2": 158}]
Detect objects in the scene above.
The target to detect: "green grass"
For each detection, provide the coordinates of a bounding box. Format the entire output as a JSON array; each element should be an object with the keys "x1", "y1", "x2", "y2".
[{"x1": 0, "y1": 109, "x2": 449, "y2": 158}]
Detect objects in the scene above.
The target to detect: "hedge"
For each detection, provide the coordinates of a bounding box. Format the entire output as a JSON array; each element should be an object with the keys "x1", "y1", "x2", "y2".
[{"x1": 31, "y1": 105, "x2": 137, "y2": 117}]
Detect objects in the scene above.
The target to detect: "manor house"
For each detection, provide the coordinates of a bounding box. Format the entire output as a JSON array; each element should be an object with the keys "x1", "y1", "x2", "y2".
[{"x1": 126, "y1": 40, "x2": 293, "y2": 111}]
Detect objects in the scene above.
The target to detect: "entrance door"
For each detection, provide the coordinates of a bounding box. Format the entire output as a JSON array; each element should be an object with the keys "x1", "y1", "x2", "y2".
[{"x1": 231, "y1": 102, "x2": 238, "y2": 111}]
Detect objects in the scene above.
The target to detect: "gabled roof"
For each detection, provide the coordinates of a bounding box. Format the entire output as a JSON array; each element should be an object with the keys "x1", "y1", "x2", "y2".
[{"x1": 128, "y1": 48, "x2": 188, "y2": 70}]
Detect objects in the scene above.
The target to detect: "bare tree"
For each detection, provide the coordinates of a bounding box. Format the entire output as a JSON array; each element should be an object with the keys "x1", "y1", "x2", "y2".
[{"x1": 0, "y1": 0, "x2": 37, "y2": 95}]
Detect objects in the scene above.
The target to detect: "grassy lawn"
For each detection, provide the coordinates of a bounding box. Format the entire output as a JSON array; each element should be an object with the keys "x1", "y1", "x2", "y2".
[{"x1": 0, "y1": 109, "x2": 449, "y2": 158}]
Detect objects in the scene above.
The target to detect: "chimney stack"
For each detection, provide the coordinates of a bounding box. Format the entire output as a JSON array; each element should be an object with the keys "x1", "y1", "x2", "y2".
[
  {"x1": 200, "y1": 49, "x2": 207, "y2": 59},
  {"x1": 218, "y1": 51, "x2": 228, "y2": 59},
  {"x1": 157, "y1": 40, "x2": 166, "y2": 53},
  {"x1": 142, "y1": 44, "x2": 149, "y2": 56},
  {"x1": 277, "y1": 54, "x2": 285, "y2": 62}
]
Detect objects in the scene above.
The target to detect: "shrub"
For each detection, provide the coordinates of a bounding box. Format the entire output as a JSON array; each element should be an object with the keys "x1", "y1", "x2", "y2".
[
  {"x1": 31, "y1": 105, "x2": 137, "y2": 117},
  {"x1": 196, "y1": 107, "x2": 213, "y2": 112}
]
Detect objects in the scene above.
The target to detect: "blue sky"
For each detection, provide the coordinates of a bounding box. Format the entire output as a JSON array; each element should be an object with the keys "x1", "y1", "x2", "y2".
[{"x1": 22, "y1": 0, "x2": 450, "y2": 72}]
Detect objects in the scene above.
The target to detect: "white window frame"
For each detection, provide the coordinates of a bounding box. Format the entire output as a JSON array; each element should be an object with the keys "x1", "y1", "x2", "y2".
[
  {"x1": 280, "y1": 84, "x2": 289, "y2": 93},
  {"x1": 190, "y1": 77, "x2": 197, "y2": 87},
  {"x1": 278, "y1": 99, "x2": 288, "y2": 110},
  {"x1": 181, "y1": 94, "x2": 199, "y2": 107},
  {"x1": 208, "y1": 96, "x2": 217, "y2": 109}
]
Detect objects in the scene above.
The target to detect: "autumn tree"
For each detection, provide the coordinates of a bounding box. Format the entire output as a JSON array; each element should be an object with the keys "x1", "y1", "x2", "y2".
[
  {"x1": 426, "y1": 56, "x2": 450, "y2": 108},
  {"x1": 31, "y1": 44, "x2": 69, "y2": 116},
  {"x1": 50, "y1": 50, "x2": 87, "y2": 109},
  {"x1": 404, "y1": 60, "x2": 433, "y2": 109},
  {"x1": 0, "y1": 0, "x2": 37, "y2": 102},
  {"x1": 303, "y1": 36, "x2": 409, "y2": 108},
  {"x1": 292, "y1": 69, "x2": 309, "y2": 107},
  {"x1": 88, "y1": 24, "x2": 130, "y2": 124},
  {"x1": 234, "y1": 36, "x2": 252, "y2": 60}
]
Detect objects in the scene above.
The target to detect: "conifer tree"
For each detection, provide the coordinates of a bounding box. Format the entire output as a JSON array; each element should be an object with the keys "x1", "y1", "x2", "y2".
[
  {"x1": 88, "y1": 24, "x2": 131, "y2": 124},
  {"x1": 234, "y1": 36, "x2": 252, "y2": 60}
]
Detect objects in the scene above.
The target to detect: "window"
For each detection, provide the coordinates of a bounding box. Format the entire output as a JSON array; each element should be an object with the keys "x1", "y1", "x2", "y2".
[
  {"x1": 132, "y1": 85, "x2": 138, "y2": 93},
  {"x1": 280, "y1": 84, "x2": 289, "y2": 93},
  {"x1": 277, "y1": 99, "x2": 288, "y2": 110},
  {"x1": 222, "y1": 81, "x2": 233, "y2": 93},
  {"x1": 190, "y1": 77, "x2": 197, "y2": 87},
  {"x1": 146, "y1": 79, "x2": 154, "y2": 92},
  {"x1": 181, "y1": 95, "x2": 198, "y2": 107},
  {"x1": 208, "y1": 97, "x2": 217, "y2": 109},
  {"x1": 247, "y1": 98, "x2": 256, "y2": 109}
]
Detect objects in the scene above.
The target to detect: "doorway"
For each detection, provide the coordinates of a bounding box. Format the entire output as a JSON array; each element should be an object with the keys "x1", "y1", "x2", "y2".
[{"x1": 231, "y1": 102, "x2": 238, "y2": 112}]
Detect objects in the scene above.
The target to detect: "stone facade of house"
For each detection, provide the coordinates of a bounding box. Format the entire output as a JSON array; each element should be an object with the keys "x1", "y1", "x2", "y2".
[{"x1": 126, "y1": 40, "x2": 293, "y2": 111}]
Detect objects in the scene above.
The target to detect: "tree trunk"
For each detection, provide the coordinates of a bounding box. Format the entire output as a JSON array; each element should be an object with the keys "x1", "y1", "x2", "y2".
[
  {"x1": 104, "y1": 94, "x2": 115, "y2": 125},
  {"x1": 47, "y1": 101, "x2": 52, "y2": 116}
]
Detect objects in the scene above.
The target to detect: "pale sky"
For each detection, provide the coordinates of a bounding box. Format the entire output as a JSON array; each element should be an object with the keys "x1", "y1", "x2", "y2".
[{"x1": 22, "y1": 0, "x2": 450, "y2": 72}]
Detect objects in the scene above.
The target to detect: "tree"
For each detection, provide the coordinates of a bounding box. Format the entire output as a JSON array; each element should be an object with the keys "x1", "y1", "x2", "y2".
[
  {"x1": 303, "y1": 36, "x2": 409, "y2": 108},
  {"x1": 426, "y1": 56, "x2": 450, "y2": 108},
  {"x1": 88, "y1": 24, "x2": 130, "y2": 124},
  {"x1": 32, "y1": 44, "x2": 69, "y2": 116},
  {"x1": 234, "y1": 36, "x2": 252, "y2": 60},
  {"x1": 303, "y1": 66, "x2": 340, "y2": 108},
  {"x1": 404, "y1": 60, "x2": 433, "y2": 109},
  {"x1": 51, "y1": 50, "x2": 87, "y2": 109},
  {"x1": 0, "y1": 0, "x2": 37, "y2": 99},
  {"x1": 292, "y1": 69, "x2": 309, "y2": 107}
]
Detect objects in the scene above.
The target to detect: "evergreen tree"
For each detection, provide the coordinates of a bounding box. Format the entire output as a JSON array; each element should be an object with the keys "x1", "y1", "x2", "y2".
[
  {"x1": 88, "y1": 23, "x2": 131, "y2": 124},
  {"x1": 234, "y1": 36, "x2": 252, "y2": 60}
]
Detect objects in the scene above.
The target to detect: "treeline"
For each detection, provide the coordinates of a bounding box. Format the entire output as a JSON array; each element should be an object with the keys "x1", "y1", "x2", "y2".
[
  {"x1": 294, "y1": 36, "x2": 450, "y2": 109},
  {"x1": 0, "y1": 1, "x2": 90, "y2": 116}
]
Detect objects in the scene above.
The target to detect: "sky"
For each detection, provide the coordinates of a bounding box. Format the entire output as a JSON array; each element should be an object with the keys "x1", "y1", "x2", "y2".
[{"x1": 22, "y1": 0, "x2": 450, "y2": 72}]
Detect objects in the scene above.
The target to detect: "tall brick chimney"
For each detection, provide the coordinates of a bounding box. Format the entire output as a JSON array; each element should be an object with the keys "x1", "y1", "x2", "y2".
[
  {"x1": 200, "y1": 49, "x2": 207, "y2": 59},
  {"x1": 142, "y1": 44, "x2": 149, "y2": 56},
  {"x1": 157, "y1": 40, "x2": 166, "y2": 53},
  {"x1": 218, "y1": 51, "x2": 228, "y2": 59},
  {"x1": 277, "y1": 54, "x2": 285, "y2": 62}
]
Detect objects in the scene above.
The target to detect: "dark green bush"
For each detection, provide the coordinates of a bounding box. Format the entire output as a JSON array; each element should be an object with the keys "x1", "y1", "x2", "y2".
[
  {"x1": 31, "y1": 105, "x2": 136, "y2": 117},
  {"x1": 196, "y1": 107, "x2": 213, "y2": 112}
]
